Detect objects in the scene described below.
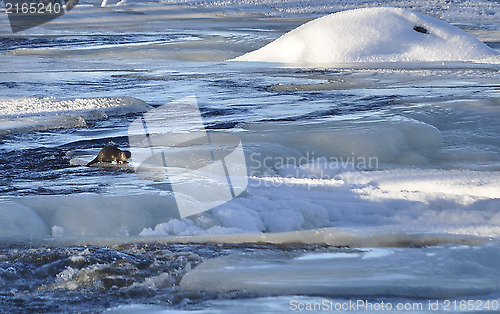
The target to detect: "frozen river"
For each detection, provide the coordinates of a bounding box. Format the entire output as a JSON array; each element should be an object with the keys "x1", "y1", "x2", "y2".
[{"x1": 0, "y1": 0, "x2": 499, "y2": 312}]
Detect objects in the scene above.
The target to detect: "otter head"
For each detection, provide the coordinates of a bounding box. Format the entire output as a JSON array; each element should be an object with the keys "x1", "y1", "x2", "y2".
[{"x1": 120, "y1": 150, "x2": 132, "y2": 161}]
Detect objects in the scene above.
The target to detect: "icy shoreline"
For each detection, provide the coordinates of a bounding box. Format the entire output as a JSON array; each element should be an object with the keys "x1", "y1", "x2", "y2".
[{"x1": 1, "y1": 168, "x2": 498, "y2": 240}]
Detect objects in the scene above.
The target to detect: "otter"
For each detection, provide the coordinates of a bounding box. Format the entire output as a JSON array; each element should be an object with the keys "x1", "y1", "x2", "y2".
[{"x1": 86, "y1": 146, "x2": 131, "y2": 166}]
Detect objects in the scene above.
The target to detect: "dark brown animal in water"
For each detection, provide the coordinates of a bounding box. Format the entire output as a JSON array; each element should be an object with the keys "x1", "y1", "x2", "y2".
[{"x1": 86, "y1": 146, "x2": 131, "y2": 166}]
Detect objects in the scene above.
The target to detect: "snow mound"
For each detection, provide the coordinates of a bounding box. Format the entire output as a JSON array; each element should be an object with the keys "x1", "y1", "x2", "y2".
[{"x1": 232, "y1": 7, "x2": 498, "y2": 65}]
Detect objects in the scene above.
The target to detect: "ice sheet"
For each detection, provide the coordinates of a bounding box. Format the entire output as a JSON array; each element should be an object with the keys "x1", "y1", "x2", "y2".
[
  {"x1": 180, "y1": 246, "x2": 500, "y2": 298},
  {"x1": 0, "y1": 96, "x2": 151, "y2": 135}
]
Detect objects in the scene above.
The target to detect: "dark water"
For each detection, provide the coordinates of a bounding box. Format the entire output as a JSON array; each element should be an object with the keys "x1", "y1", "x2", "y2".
[{"x1": 0, "y1": 241, "x2": 338, "y2": 313}]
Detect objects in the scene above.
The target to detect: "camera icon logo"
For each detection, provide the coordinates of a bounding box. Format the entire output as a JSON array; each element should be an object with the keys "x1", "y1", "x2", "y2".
[{"x1": 128, "y1": 97, "x2": 248, "y2": 218}]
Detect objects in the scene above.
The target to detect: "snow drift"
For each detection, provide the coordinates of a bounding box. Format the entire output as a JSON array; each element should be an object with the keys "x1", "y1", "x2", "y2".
[
  {"x1": 0, "y1": 96, "x2": 151, "y2": 135},
  {"x1": 233, "y1": 7, "x2": 498, "y2": 65}
]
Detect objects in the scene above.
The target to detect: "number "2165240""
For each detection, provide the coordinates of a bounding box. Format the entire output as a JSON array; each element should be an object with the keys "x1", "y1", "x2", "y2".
[{"x1": 5, "y1": 2, "x2": 62, "y2": 14}]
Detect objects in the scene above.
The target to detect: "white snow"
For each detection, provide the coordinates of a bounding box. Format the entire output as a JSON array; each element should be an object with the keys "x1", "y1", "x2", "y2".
[
  {"x1": 233, "y1": 7, "x2": 499, "y2": 65},
  {"x1": 138, "y1": 168, "x2": 500, "y2": 239},
  {"x1": 0, "y1": 96, "x2": 149, "y2": 117},
  {"x1": 0, "y1": 96, "x2": 151, "y2": 135},
  {"x1": 2, "y1": 166, "x2": 498, "y2": 240},
  {"x1": 157, "y1": 0, "x2": 500, "y2": 22}
]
